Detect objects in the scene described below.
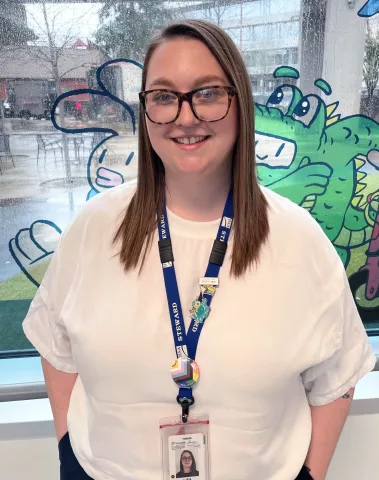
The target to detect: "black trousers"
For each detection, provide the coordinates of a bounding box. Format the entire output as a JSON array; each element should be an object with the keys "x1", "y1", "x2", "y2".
[
  {"x1": 59, "y1": 432, "x2": 93, "y2": 480},
  {"x1": 59, "y1": 431, "x2": 313, "y2": 479}
]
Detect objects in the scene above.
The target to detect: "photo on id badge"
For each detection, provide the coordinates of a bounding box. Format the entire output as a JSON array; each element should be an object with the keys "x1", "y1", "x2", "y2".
[{"x1": 169, "y1": 433, "x2": 205, "y2": 479}]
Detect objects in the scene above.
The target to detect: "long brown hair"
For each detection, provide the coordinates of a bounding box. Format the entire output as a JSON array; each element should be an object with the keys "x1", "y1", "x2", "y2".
[{"x1": 114, "y1": 19, "x2": 269, "y2": 277}]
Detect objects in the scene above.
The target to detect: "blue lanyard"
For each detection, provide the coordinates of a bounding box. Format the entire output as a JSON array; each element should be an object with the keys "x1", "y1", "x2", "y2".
[{"x1": 157, "y1": 190, "x2": 234, "y2": 420}]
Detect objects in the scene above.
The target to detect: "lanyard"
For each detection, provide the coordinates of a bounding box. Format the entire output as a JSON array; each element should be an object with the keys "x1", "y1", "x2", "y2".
[{"x1": 157, "y1": 189, "x2": 234, "y2": 421}]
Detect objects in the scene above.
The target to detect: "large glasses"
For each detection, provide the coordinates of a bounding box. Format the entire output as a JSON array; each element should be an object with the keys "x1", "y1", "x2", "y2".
[
  {"x1": 139, "y1": 85, "x2": 236, "y2": 124},
  {"x1": 181, "y1": 456, "x2": 192, "y2": 462}
]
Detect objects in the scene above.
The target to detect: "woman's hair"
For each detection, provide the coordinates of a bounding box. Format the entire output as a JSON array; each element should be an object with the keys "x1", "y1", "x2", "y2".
[
  {"x1": 114, "y1": 19, "x2": 269, "y2": 277},
  {"x1": 180, "y1": 450, "x2": 197, "y2": 474}
]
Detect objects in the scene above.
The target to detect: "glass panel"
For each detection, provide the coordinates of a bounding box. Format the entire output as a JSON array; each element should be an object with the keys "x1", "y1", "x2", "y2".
[{"x1": 0, "y1": 0, "x2": 377, "y2": 357}]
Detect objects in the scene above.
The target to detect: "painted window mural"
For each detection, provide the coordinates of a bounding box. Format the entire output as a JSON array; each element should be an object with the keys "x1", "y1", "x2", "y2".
[{"x1": 0, "y1": 0, "x2": 379, "y2": 355}]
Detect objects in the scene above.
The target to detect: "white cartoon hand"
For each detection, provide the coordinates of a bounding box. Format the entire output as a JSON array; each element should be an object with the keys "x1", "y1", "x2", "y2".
[{"x1": 9, "y1": 221, "x2": 61, "y2": 287}]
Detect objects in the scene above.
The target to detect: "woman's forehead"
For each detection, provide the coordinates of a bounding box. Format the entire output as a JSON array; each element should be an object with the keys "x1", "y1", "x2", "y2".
[{"x1": 146, "y1": 38, "x2": 228, "y2": 89}]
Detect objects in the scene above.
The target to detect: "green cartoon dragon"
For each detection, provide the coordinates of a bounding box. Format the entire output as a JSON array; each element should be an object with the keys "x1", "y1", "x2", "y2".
[{"x1": 255, "y1": 66, "x2": 379, "y2": 269}]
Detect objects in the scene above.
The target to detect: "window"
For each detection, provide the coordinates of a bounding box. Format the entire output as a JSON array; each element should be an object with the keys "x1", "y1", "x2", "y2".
[
  {"x1": 243, "y1": 1, "x2": 262, "y2": 20},
  {"x1": 267, "y1": 0, "x2": 301, "y2": 15},
  {"x1": 0, "y1": 0, "x2": 377, "y2": 364}
]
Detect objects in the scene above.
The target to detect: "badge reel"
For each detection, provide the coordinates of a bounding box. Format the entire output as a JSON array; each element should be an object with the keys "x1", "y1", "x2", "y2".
[{"x1": 160, "y1": 357, "x2": 210, "y2": 480}]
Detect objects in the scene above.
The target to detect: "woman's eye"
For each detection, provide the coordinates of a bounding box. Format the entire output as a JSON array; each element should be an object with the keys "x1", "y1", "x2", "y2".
[
  {"x1": 292, "y1": 95, "x2": 320, "y2": 126},
  {"x1": 266, "y1": 86, "x2": 295, "y2": 115},
  {"x1": 153, "y1": 92, "x2": 176, "y2": 103},
  {"x1": 195, "y1": 89, "x2": 220, "y2": 101}
]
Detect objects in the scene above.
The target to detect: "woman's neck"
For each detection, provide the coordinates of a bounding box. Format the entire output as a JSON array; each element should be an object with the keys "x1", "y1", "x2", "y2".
[{"x1": 165, "y1": 168, "x2": 231, "y2": 222}]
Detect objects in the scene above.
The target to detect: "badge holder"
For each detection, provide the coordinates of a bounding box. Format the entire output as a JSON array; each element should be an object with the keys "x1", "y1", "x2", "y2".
[{"x1": 160, "y1": 413, "x2": 210, "y2": 480}]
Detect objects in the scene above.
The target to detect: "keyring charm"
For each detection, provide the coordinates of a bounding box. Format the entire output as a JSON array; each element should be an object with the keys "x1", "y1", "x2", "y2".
[
  {"x1": 171, "y1": 357, "x2": 200, "y2": 387},
  {"x1": 190, "y1": 297, "x2": 210, "y2": 323}
]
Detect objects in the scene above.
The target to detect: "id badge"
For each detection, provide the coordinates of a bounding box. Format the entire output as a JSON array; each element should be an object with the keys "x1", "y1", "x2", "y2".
[{"x1": 160, "y1": 414, "x2": 210, "y2": 480}]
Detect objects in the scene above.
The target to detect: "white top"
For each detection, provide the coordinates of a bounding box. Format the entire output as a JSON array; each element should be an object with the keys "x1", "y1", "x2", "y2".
[{"x1": 23, "y1": 183, "x2": 376, "y2": 480}]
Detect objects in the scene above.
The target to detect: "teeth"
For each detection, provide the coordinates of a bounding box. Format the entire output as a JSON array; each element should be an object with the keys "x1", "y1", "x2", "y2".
[{"x1": 175, "y1": 136, "x2": 207, "y2": 145}]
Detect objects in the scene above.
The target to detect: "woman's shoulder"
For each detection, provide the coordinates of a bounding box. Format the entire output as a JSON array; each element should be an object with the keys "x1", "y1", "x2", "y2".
[
  {"x1": 260, "y1": 185, "x2": 325, "y2": 239},
  {"x1": 66, "y1": 180, "x2": 137, "y2": 233},
  {"x1": 56, "y1": 181, "x2": 137, "y2": 255},
  {"x1": 80, "y1": 180, "x2": 137, "y2": 221},
  {"x1": 259, "y1": 185, "x2": 344, "y2": 274}
]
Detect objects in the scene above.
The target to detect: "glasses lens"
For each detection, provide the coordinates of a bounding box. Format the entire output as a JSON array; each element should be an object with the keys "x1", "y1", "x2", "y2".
[
  {"x1": 144, "y1": 90, "x2": 178, "y2": 123},
  {"x1": 193, "y1": 87, "x2": 229, "y2": 121},
  {"x1": 182, "y1": 456, "x2": 192, "y2": 461}
]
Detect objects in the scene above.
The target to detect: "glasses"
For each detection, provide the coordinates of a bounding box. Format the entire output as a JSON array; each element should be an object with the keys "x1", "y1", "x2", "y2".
[
  {"x1": 139, "y1": 85, "x2": 236, "y2": 124},
  {"x1": 181, "y1": 456, "x2": 192, "y2": 461}
]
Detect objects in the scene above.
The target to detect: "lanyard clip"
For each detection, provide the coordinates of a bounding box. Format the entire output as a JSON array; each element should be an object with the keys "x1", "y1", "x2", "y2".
[
  {"x1": 158, "y1": 238, "x2": 174, "y2": 264},
  {"x1": 177, "y1": 395, "x2": 195, "y2": 424}
]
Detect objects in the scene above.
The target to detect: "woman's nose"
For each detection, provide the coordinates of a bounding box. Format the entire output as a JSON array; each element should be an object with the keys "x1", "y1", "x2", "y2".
[{"x1": 175, "y1": 100, "x2": 200, "y2": 126}]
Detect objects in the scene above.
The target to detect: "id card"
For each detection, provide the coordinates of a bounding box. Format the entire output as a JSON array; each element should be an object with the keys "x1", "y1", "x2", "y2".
[{"x1": 160, "y1": 414, "x2": 210, "y2": 480}]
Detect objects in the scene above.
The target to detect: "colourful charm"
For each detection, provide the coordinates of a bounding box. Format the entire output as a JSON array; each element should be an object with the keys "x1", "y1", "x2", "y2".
[
  {"x1": 171, "y1": 357, "x2": 200, "y2": 387},
  {"x1": 202, "y1": 285, "x2": 217, "y2": 297},
  {"x1": 190, "y1": 297, "x2": 210, "y2": 323}
]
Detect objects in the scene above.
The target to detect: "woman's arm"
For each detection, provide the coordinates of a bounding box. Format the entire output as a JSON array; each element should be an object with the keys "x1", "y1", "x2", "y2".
[
  {"x1": 304, "y1": 387, "x2": 354, "y2": 480},
  {"x1": 41, "y1": 356, "x2": 78, "y2": 442}
]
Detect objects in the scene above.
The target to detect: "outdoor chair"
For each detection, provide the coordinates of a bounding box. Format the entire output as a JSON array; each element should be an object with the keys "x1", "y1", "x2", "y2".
[{"x1": 36, "y1": 134, "x2": 63, "y2": 166}]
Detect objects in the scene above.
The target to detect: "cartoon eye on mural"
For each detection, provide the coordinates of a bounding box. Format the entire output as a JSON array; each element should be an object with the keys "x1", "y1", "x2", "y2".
[
  {"x1": 358, "y1": 0, "x2": 379, "y2": 17},
  {"x1": 9, "y1": 63, "x2": 379, "y2": 323},
  {"x1": 9, "y1": 59, "x2": 142, "y2": 287}
]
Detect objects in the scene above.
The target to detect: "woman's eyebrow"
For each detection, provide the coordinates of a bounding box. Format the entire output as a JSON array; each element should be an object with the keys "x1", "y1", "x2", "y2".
[{"x1": 148, "y1": 74, "x2": 228, "y2": 89}]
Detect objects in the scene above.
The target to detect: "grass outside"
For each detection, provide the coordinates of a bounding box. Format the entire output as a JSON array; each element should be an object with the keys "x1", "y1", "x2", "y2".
[{"x1": 0, "y1": 264, "x2": 44, "y2": 351}]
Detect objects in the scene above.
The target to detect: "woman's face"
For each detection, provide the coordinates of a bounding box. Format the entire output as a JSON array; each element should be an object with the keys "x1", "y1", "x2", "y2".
[
  {"x1": 181, "y1": 452, "x2": 193, "y2": 471},
  {"x1": 144, "y1": 38, "x2": 238, "y2": 178}
]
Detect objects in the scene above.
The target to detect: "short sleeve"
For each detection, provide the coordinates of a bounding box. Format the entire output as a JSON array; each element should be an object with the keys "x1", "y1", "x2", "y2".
[
  {"x1": 301, "y1": 270, "x2": 377, "y2": 406},
  {"x1": 22, "y1": 250, "x2": 77, "y2": 373},
  {"x1": 22, "y1": 208, "x2": 89, "y2": 373}
]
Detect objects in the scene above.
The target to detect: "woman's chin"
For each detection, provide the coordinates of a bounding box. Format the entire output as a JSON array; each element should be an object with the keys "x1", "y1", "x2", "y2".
[{"x1": 174, "y1": 157, "x2": 211, "y2": 175}]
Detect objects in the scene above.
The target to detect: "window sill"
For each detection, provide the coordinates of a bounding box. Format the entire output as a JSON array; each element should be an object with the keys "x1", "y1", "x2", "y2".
[
  {"x1": 0, "y1": 372, "x2": 379, "y2": 442},
  {"x1": 1, "y1": 337, "x2": 376, "y2": 401}
]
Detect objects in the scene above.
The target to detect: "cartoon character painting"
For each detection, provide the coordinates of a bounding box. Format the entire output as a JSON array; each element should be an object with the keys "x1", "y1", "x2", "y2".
[
  {"x1": 358, "y1": 0, "x2": 379, "y2": 17},
  {"x1": 255, "y1": 66, "x2": 379, "y2": 321},
  {"x1": 9, "y1": 59, "x2": 142, "y2": 288},
  {"x1": 51, "y1": 58, "x2": 142, "y2": 200},
  {"x1": 8, "y1": 62, "x2": 379, "y2": 324}
]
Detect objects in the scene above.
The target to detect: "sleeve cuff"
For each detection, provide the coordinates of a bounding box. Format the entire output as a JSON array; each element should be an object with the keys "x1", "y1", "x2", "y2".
[
  {"x1": 307, "y1": 352, "x2": 377, "y2": 406},
  {"x1": 23, "y1": 321, "x2": 78, "y2": 374}
]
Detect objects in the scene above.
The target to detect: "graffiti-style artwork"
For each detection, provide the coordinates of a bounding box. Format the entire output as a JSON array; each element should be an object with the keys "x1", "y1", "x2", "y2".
[
  {"x1": 255, "y1": 66, "x2": 379, "y2": 321},
  {"x1": 358, "y1": 0, "x2": 379, "y2": 17},
  {"x1": 9, "y1": 58, "x2": 142, "y2": 290},
  {"x1": 9, "y1": 63, "x2": 379, "y2": 324},
  {"x1": 51, "y1": 58, "x2": 142, "y2": 200}
]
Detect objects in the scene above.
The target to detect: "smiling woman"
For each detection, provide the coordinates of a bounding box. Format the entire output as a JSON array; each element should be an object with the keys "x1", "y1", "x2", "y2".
[
  {"x1": 1, "y1": 0, "x2": 379, "y2": 479},
  {"x1": 18, "y1": 15, "x2": 377, "y2": 480}
]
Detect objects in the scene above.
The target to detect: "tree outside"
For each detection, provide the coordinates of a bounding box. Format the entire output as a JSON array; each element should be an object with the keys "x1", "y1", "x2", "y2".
[{"x1": 95, "y1": 1, "x2": 174, "y2": 61}]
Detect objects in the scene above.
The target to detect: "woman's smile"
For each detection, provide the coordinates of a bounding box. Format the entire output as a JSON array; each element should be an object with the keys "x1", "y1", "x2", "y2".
[{"x1": 171, "y1": 135, "x2": 211, "y2": 150}]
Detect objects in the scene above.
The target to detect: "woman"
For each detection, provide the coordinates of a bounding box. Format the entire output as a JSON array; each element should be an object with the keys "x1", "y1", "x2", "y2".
[
  {"x1": 176, "y1": 450, "x2": 199, "y2": 478},
  {"x1": 22, "y1": 19, "x2": 376, "y2": 480}
]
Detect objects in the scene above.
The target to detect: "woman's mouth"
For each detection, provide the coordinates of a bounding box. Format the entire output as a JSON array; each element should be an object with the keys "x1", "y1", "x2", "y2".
[{"x1": 172, "y1": 135, "x2": 210, "y2": 150}]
